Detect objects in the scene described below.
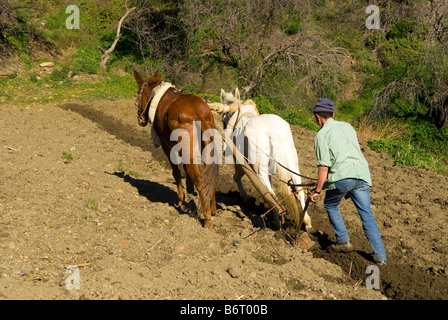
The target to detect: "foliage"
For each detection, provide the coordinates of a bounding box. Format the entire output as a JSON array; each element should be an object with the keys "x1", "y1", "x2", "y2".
[
  {"x1": 282, "y1": 108, "x2": 319, "y2": 132},
  {"x1": 2, "y1": 0, "x2": 448, "y2": 175},
  {"x1": 251, "y1": 95, "x2": 275, "y2": 115},
  {"x1": 337, "y1": 98, "x2": 371, "y2": 121},
  {"x1": 367, "y1": 139, "x2": 447, "y2": 175},
  {"x1": 62, "y1": 151, "x2": 74, "y2": 164},
  {"x1": 71, "y1": 47, "x2": 102, "y2": 75}
]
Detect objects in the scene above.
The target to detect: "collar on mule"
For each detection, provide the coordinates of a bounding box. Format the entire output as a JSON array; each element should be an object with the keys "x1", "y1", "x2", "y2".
[{"x1": 135, "y1": 82, "x2": 175, "y2": 125}]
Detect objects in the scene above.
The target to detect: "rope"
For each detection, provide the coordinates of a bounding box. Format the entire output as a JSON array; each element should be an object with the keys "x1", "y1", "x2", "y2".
[
  {"x1": 215, "y1": 106, "x2": 317, "y2": 225},
  {"x1": 257, "y1": 186, "x2": 315, "y2": 257},
  {"x1": 234, "y1": 105, "x2": 317, "y2": 183},
  {"x1": 260, "y1": 185, "x2": 310, "y2": 219}
]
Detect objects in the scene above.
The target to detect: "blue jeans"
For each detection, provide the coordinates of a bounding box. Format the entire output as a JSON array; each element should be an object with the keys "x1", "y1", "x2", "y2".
[{"x1": 324, "y1": 179, "x2": 386, "y2": 262}]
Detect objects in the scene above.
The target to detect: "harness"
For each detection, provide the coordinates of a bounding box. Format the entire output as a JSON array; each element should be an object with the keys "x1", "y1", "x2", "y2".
[
  {"x1": 135, "y1": 81, "x2": 175, "y2": 125},
  {"x1": 134, "y1": 81, "x2": 175, "y2": 148},
  {"x1": 227, "y1": 102, "x2": 317, "y2": 187}
]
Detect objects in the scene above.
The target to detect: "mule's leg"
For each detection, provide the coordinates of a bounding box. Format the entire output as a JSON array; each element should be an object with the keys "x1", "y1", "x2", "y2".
[
  {"x1": 291, "y1": 174, "x2": 313, "y2": 232},
  {"x1": 257, "y1": 172, "x2": 281, "y2": 229},
  {"x1": 211, "y1": 186, "x2": 217, "y2": 216},
  {"x1": 161, "y1": 143, "x2": 185, "y2": 207},
  {"x1": 184, "y1": 164, "x2": 212, "y2": 228},
  {"x1": 169, "y1": 161, "x2": 185, "y2": 207},
  {"x1": 234, "y1": 164, "x2": 249, "y2": 202},
  {"x1": 184, "y1": 164, "x2": 196, "y2": 195}
]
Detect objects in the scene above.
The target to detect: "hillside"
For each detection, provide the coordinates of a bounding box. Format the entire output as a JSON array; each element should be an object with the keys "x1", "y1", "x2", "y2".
[
  {"x1": 1, "y1": 0, "x2": 448, "y2": 174},
  {"x1": 1, "y1": 0, "x2": 448, "y2": 302}
]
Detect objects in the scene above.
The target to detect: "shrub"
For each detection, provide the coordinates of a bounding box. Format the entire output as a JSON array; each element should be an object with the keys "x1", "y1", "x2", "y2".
[
  {"x1": 281, "y1": 9, "x2": 302, "y2": 35},
  {"x1": 387, "y1": 16, "x2": 427, "y2": 41},
  {"x1": 252, "y1": 95, "x2": 275, "y2": 115},
  {"x1": 71, "y1": 47, "x2": 101, "y2": 74},
  {"x1": 368, "y1": 139, "x2": 429, "y2": 167},
  {"x1": 337, "y1": 98, "x2": 371, "y2": 120},
  {"x1": 282, "y1": 108, "x2": 319, "y2": 132}
]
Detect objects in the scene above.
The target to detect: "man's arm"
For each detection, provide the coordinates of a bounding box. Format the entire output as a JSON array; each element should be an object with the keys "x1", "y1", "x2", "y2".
[{"x1": 309, "y1": 166, "x2": 328, "y2": 203}]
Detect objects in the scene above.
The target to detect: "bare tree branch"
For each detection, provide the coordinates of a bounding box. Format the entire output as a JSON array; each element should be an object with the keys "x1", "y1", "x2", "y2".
[{"x1": 99, "y1": 6, "x2": 136, "y2": 71}]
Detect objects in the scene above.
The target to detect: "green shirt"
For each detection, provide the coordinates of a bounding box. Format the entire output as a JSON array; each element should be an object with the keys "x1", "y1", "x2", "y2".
[{"x1": 314, "y1": 118, "x2": 372, "y2": 190}]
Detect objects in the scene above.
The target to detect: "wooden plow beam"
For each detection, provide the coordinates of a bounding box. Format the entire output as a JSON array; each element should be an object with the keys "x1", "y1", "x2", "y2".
[
  {"x1": 213, "y1": 121, "x2": 316, "y2": 251},
  {"x1": 213, "y1": 122, "x2": 286, "y2": 227}
]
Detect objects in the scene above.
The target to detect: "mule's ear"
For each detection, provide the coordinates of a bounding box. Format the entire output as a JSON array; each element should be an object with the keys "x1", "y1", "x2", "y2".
[
  {"x1": 133, "y1": 70, "x2": 144, "y2": 88},
  {"x1": 153, "y1": 69, "x2": 164, "y2": 82},
  {"x1": 234, "y1": 88, "x2": 240, "y2": 101},
  {"x1": 220, "y1": 89, "x2": 226, "y2": 102}
]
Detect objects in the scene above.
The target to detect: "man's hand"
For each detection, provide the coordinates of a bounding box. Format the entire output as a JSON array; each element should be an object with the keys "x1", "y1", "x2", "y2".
[
  {"x1": 309, "y1": 166, "x2": 328, "y2": 203},
  {"x1": 309, "y1": 192, "x2": 320, "y2": 203}
]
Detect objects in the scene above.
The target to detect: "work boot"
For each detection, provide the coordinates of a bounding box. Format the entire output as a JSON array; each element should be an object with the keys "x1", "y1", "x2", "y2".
[
  {"x1": 372, "y1": 254, "x2": 387, "y2": 265},
  {"x1": 330, "y1": 241, "x2": 354, "y2": 253}
]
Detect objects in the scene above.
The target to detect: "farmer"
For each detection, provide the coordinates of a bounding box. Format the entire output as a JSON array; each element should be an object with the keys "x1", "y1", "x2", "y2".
[{"x1": 308, "y1": 98, "x2": 386, "y2": 264}]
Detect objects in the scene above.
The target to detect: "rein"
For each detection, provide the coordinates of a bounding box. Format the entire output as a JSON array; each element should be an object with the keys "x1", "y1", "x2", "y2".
[
  {"x1": 140, "y1": 94, "x2": 152, "y2": 124},
  {"x1": 136, "y1": 82, "x2": 175, "y2": 125},
  {"x1": 135, "y1": 88, "x2": 151, "y2": 124}
]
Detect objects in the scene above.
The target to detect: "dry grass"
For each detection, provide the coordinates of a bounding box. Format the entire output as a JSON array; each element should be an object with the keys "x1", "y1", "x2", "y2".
[{"x1": 354, "y1": 116, "x2": 407, "y2": 145}]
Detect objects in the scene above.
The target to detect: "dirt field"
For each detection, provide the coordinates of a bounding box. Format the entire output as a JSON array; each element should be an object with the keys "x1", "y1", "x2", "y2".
[{"x1": 1, "y1": 98, "x2": 447, "y2": 300}]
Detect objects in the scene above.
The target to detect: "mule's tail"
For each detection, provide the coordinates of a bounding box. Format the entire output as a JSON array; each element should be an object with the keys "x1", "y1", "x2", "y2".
[
  {"x1": 278, "y1": 166, "x2": 303, "y2": 229},
  {"x1": 202, "y1": 161, "x2": 218, "y2": 207},
  {"x1": 199, "y1": 121, "x2": 219, "y2": 210}
]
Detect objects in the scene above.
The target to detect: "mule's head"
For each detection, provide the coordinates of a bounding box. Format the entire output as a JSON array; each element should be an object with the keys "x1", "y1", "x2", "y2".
[
  {"x1": 220, "y1": 88, "x2": 242, "y2": 129},
  {"x1": 133, "y1": 69, "x2": 163, "y2": 127},
  {"x1": 220, "y1": 88, "x2": 241, "y2": 106}
]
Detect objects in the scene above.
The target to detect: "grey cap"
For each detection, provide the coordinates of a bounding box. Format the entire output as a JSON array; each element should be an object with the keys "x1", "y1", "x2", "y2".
[{"x1": 313, "y1": 98, "x2": 335, "y2": 113}]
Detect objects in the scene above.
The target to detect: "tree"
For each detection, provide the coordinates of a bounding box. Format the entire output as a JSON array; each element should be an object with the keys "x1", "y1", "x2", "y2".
[
  {"x1": 178, "y1": 0, "x2": 348, "y2": 100},
  {"x1": 123, "y1": 0, "x2": 187, "y2": 74},
  {"x1": 369, "y1": 1, "x2": 448, "y2": 128},
  {"x1": 98, "y1": 3, "x2": 136, "y2": 71}
]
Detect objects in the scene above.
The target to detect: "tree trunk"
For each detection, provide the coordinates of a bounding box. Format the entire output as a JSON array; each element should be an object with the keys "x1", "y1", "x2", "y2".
[{"x1": 99, "y1": 7, "x2": 135, "y2": 71}]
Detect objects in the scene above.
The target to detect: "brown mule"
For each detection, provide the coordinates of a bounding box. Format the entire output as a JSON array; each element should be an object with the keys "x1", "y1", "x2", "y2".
[{"x1": 133, "y1": 70, "x2": 218, "y2": 228}]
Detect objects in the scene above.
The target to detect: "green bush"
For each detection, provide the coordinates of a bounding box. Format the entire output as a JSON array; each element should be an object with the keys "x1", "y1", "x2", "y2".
[
  {"x1": 364, "y1": 31, "x2": 384, "y2": 50},
  {"x1": 45, "y1": 8, "x2": 66, "y2": 31},
  {"x1": 49, "y1": 64, "x2": 72, "y2": 82},
  {"x1": 406, "y1": 118, "x2": 448, "y2": 163},
  {"x1": 281, "y1": 9, "x2": 302, "y2": 35},
  {"x1": 252, "y1": 95, "x2": 275, "y2": 115},
  {"x1": 71, "y1": 47, "x2": 101, "y2": 74},
  {"x1": 337, "y1": 98, "x2": 371, "y2": 120},
  {"x1": 282, "y1": 108, "x2": 319, "y2": 132},
  {"x1": 368, "y1": 139, "x2": 429, "y2": 167},
  {"x1": 387, "y1": 16, "x2": 427, "y2": 41},
  {"x1": 368, "y1": 137, "x2": 447, "y2": 175},
  {"x1": 378, "y1": 36, "x2": 423, "y2": 68}
]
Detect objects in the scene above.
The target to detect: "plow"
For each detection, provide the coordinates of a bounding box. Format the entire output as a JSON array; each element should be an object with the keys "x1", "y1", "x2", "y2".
[{"x1": 209, "y1": 102, "x2": 316, "y2": 251}]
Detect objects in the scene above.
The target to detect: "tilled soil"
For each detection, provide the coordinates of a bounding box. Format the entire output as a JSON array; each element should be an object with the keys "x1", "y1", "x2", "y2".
[{"x1": 0, "y1": 99, "x2": 447, "y2": 300}]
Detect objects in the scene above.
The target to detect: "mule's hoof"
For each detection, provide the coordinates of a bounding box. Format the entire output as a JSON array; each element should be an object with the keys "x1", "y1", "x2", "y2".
[
  {"x1": 204, "y1": 219, "x2": 213, "y2": 229},
  {"x1": 305, "y1": 225, "x2": 313, "y2": 233},
  {"x1": 273, "y1": 213, "x2": 281, "y2": 230}
]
